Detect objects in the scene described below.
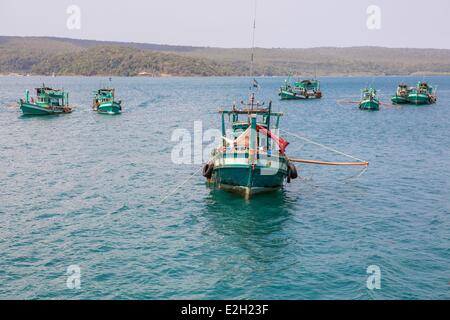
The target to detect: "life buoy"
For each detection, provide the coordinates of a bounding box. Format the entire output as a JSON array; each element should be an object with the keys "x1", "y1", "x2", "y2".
[{"x1": 202, "y1": 162, "x2": 214, "y2": 178}]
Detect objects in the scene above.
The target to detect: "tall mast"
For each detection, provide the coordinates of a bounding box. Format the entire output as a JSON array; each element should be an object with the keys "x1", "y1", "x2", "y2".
[
  {"x1": 248, "y1": 0, "x2": 258, "y2": 113},
  {"x1": 249, "y1": 0, "x2": 257, "y2": 79}
]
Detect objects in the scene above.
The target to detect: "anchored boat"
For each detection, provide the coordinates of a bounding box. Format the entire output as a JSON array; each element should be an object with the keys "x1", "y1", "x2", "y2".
[
  {"x1": 18, "y1": 84, "x2": 72, "y2": 115},
  {"x1": 408, "y1": 82, "x2": 437, "y2": 105},
  {"x1": 391, "y1": 84, "x2": 412, "y2": 104},
  {"x1": 359, "y1": 87, "x2": 379, "y2": 111},
  {"x1": 279, "y1": 77, "x2": 322, "y2": 100},
  {"x1": 93, "y1": 88, "x2": 122, "y2": 114},
  {"x1": 203, "y1": 93, "x2": 298, "y2": 198}
]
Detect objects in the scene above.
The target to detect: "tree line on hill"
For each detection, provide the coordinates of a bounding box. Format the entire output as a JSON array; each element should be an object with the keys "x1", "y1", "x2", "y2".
[{"x1": 1, "y1": 36, "x2": 450, "y2": 77}]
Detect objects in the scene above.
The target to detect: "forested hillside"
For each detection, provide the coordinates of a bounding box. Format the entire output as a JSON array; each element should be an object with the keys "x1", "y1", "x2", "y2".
[{"x1": 1, "y1": 36, "x2": 450, "y2": 76}]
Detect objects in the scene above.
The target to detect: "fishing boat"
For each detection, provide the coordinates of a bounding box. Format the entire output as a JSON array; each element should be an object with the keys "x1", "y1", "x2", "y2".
[
  {"x1": 279, "y1": 77, "x2": 322, "y2": 100},
  {"x1": 359, "y1": 87, "x2": 379, "y2": 111},
  {"x1": 407, "y1": 81, "x2": 437, "y2": 105},
  {"x1": 391, "y1": 84, "x2": 412, "y2": 104},
  {"x1": 18, "y1": 84, "x2": 72, "y2": 115},
  {"x1": 203, "y1": 93, "x2": 298, "y2": 198},
  {"x1": 92, "y1": 88, "x2": 122, "y2": 114}
]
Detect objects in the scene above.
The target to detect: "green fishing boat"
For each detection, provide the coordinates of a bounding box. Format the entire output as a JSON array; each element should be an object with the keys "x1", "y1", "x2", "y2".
[
  {"x1": 407, "y1": 82, "x2": 437, "y2": 105},
  {"x1": 203, "y1": 93, "x2": 297, "y2": 198},
  {"x1": 279, "y1": 77, "x2": 322, "y2": 100},
  {"x1": 391, "y1": 84, "x2": 412, "y2": 104},
  {"x1": 359, "y1": 87, "x2": 379, "y2": 111},
  {"x1": 18, "y1": 84, "x2": 72, "y2": 115},
  {"x1": 93, "y1": 88, "x2": 122, "y2": 114}
]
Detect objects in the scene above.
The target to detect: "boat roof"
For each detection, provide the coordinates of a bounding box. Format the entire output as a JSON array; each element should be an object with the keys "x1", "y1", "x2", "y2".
[
  {"x1": 221, "y1": 108, "x2": 267, "y2": 114},
  {"x1": 219, "y1": 107, "x2": 283, "y2": 116},
  {"x1": 36, "y1": 86, "x2": 63, "y2": 92},
  {"x1": 220, "y1": 92, "x2": 283, "y2": 122},
  {"x1": 35, "y1": 87, "x2": 66, "y2": 98},
  {"x1": 362, "y1": 87, "x2": 377, "y2": 94},
  {"x1": 35, "y1": 83, "x2": 66, "y2": 96}
]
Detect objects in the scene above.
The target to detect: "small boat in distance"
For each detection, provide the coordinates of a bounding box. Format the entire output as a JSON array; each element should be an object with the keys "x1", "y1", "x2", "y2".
[
  {"x1": 279, "y1": 77, "x2": 322, "y2": 100},
  {"x1": 93, "y1": 88, "x2": 122, "y2": 114},
  {"x1": 18, "y1": 84, "x2": 72, "y2": 115},
  {"x1": 408, "y1": 81, "x2": 437, "y2": 105},
  {"x1": 359, "y1": 87, "x2": 379, "y2": 111},
  {"x1": 391, "y1": 84, "x2": 412, "y2": 104}
]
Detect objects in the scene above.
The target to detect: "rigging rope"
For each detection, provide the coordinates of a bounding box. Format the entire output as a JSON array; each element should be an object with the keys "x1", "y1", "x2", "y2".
[
  {"x1": 343, "y1": 166, "x2": 368, "y2": 180},
  {"x1": 159, "y1": 166, "x2": 203, "y2": 204},
  {"x1": 280, "y1": 129, "x2": 368, "y2": 163}
]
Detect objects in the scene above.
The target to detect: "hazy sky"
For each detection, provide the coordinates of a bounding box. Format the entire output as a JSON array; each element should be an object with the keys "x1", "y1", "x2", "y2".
[{"x1": 1, "y1": 0, "x2": 449, "y2": 48}]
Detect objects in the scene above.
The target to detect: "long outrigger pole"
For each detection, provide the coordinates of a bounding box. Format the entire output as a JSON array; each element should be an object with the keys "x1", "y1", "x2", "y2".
[
  {"x1": 287, "y1": 157, "x2": 369, "y2": 167},
  {"x1": 280, "y1": 129, "x2": 369, "y2": 168}
]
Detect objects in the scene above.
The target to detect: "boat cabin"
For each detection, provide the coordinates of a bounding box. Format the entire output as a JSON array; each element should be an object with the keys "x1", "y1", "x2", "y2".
[
  {"x1": 34, "y1": 86, "x2": 68, "y2": 107},
  {"x1": 218, "y1": 94, "x2": 286, "y2": 155},
  {"x1": 361, "y1": 88, "x2": 377, "y2": 100},
  {"x1": 93, "y1": 89, "x2": 116, "y2": 110}
]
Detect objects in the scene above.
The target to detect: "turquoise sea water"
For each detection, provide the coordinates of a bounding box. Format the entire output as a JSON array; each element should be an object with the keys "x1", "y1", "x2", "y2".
[{"x1": 0, "y1": 75, "x2": 448, "y2": 299}]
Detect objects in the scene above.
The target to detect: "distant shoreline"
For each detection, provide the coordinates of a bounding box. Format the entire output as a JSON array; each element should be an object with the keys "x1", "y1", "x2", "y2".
[{"x1": 1, "y1": 73, "x2": 450, "y2": 78}]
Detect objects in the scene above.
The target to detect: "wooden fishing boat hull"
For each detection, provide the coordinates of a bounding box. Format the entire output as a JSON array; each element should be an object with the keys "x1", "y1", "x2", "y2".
[
  {"x1": 391, "y1": 95, "x2": 409, "y2": 104},
  {"x1": 279, "y1": 90, "x2": 321, "y2": 100},
  {"x1": 19, "y1": 101, "x2": 70, "y2": 115},
  {"x1": 407, "y1": 93, "x2": 431, "y2": 105},
  {"x1": 279, "y1": 90, "x2": 306, "y2": 100},
  {"x1": 209, "y1": 153, "x2": 290, "y2": 197},
  {"x1": 211, "y1": 165, "x2": 287, "y2": 196},
  {"x1": 359, "y1": 99, "x2": 379, "y2": 110},
  {"x1": 96, "y1": 101, "x2": 122, "y2": 114}
]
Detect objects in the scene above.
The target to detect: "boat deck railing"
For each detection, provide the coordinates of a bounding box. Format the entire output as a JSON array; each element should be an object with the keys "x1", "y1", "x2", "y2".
[
  {"x1": 219, "y1": 108, "x2": 283, "y2": 116},
  {"x1": 214, "y1": 146, "x2": 284, "y2": 159}
]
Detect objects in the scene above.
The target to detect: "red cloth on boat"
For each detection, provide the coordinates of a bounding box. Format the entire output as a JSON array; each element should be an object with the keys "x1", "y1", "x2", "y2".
[{"x1": 256, "y1": 124, "x2": 289, "y2": 153}]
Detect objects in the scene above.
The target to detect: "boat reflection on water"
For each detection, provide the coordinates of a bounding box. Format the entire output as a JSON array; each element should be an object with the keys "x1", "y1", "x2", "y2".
[{"x1": 202, "y1": 189, "x2": 301, "y2": 268}]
